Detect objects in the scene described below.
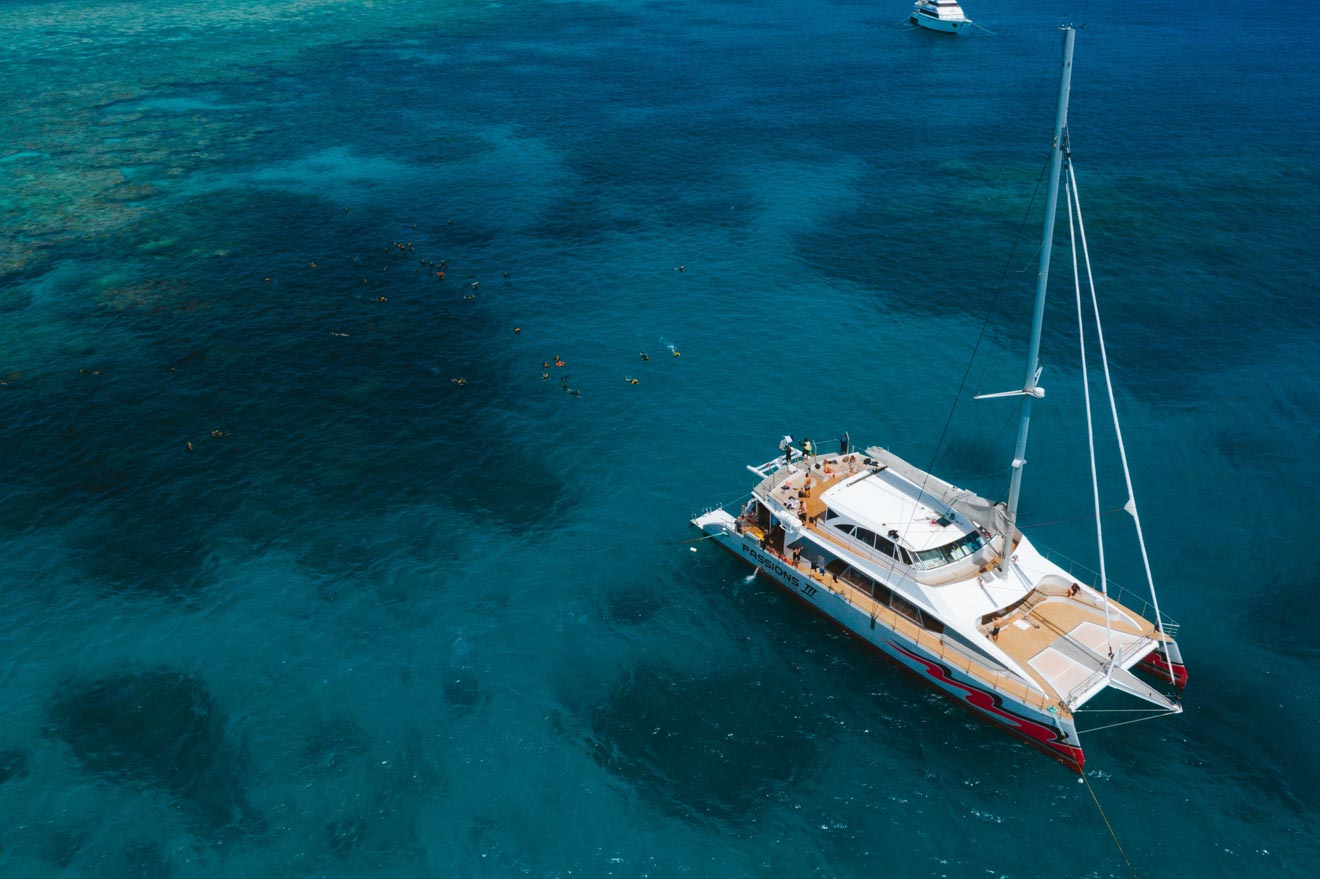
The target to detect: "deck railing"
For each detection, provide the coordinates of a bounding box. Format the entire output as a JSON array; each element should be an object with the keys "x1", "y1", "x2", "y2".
[
  {"x1": 806, "y1": 564, "x2": 1059, "y2": 714},
  {"x1": 1036, "y1": 545, "x2": 1181, "y2": 637},
  {"x1": 1061, "y1": 634, "x2": 1165, "y2": 708}
]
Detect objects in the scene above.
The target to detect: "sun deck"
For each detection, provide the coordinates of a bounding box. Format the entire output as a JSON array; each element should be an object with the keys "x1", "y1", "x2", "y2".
[
  {"x1": 823, "y1": 469, "x2": 968, "y2": 552},
  {"x1": 976, "y1": 579, "x2": 1168, "y2": 700},
  {"x1": 756, "y1": 452, "x2": 967, "y2": 548}
]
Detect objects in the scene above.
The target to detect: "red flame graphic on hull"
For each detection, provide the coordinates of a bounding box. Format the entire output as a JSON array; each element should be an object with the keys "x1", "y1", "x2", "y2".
[
  {"x1": 1137, "y1": 650, "x2": 1188, "y2": 689},
  {"x1": 890, "y1": 641, "x2": 1085, "y2": 772}
]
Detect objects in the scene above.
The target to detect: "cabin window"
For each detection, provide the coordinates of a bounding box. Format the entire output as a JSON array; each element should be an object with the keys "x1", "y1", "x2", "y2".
[
  {"x1": 872, "y1": 532, "x2": 899, "y2": 558},
  {"x1": 836, "y1": 564, "x2": 875, "y2": 594},
  {"x1": 888, "y1": 592, "x2": 941, "y2": 632},
  {"x1": 889, "y1": 592, "x2": 924, "y2": 626},
  {"x1": 824, "y1": 508, "x2": 838, "y2": 521},
  {"x1": 837, "y1": 525, "x2": 914, "y2": 566},
  {"x1": 912, "y1": 531, "x2": 986, "y2": 570},
  {"x1": 831, "y1": 565, "x2": 942, "y2": 632},
  {"x1": 945, "y1": 530, "x2": 985, "y2": 560}
]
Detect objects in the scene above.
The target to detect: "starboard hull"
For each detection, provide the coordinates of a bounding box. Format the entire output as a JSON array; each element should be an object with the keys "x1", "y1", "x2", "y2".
[
  {"x1": 696, "y1": 517, "x2": 1085, "y2": 771},
  {"x1": 1137, "y1": 648, "x2": 1189, "y2": 689}
]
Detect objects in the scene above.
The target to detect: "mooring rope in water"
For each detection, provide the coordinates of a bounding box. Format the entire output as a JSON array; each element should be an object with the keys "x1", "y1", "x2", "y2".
[
  {"x1": 1081, "y1": 771, "x2": 1141, "y2": 879},
  {"x1": 664, "y1": 531, "x2": 724, "y2": 545}
]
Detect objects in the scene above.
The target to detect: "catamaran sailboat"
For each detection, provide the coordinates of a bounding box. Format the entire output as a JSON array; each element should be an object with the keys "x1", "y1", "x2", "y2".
[
  {"x1": 911, "y1": 0, "x2": 972, "y2": 34},
  {"x1": 692, "y1": 28, "x2": 1186, "y2": 771}
]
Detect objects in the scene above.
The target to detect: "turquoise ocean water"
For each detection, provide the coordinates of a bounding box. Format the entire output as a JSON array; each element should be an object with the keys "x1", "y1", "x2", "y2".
[{"x1": 2, "y1": 1, "x2": 1317, "y2": 876}]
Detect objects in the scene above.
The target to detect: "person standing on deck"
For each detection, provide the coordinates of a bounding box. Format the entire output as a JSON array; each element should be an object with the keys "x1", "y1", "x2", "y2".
[
  {"x1": 839, "y1": 430, "x2": 850, "y2": 455},
  {"x1": 780, "y1": 435, "x2": 794, "y2": 468},
  {"x1": 803, "y1": 437, "x2": 814, "y2": 466}
]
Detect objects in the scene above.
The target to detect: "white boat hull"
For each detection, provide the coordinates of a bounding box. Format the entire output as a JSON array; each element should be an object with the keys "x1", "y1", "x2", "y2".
[
  {"x1": 912, "y1": 14, "x2": 971, "y2": 33},
  {"x1": 694, "y1": 511, "x2": 1086, "y2": 770}
]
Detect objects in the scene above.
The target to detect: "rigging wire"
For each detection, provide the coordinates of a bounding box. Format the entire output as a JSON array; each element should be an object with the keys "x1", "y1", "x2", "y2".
[
  {"x1": 913, "y1": 155, "x2": 1052, "y2": 517},
  {"x1": 1064, "y1": 146, "x2": 1115, "y2": 660},
  {"x1": 1068, "y1": 160, "x2": 1176, "y2": 685}
]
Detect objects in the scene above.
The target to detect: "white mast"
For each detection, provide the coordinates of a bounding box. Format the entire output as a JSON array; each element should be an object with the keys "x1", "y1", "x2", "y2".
[{"x1": 987, "y1": 27, "x2": 1076, "y2": 559}]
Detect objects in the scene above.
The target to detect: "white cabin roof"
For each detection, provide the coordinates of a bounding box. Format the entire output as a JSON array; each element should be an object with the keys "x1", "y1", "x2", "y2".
[{"x1": 820, "y1": 469, "x2": 967, "y2": 552}]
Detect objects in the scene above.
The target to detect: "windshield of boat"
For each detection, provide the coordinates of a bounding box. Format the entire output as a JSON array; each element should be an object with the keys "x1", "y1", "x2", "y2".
[{"x1": 912, "y1": 531, "x2": 984, "y2": 570}]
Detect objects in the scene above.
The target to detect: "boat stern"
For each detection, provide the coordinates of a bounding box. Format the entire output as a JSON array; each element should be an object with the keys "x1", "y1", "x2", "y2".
[{"x1": 692, "y1": 507, "x2": 738, "y2": 535}]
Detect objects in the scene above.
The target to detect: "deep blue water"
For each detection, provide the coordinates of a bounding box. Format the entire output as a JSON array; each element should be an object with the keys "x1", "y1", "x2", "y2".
[{"x1": 1, "y1": 0, "x2": 1317, "y2": 876}]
